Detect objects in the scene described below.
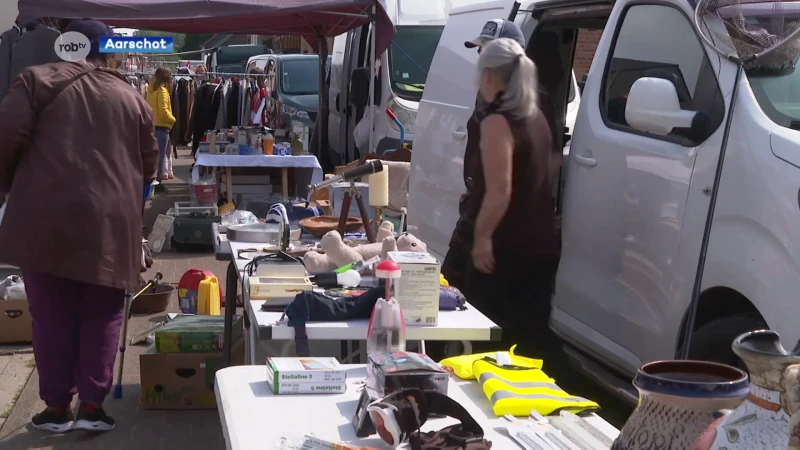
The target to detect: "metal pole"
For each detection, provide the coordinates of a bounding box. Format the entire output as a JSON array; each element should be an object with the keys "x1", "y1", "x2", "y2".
[
  {"x1": 680, "y1": 60, "x2": 747, "y2": 359},
  {"x1": 368, "y1": 5, "x2": 376, "y2": 158},
  {"x1": 249, "y1": 34, "x2": 259, "y2": 45}
]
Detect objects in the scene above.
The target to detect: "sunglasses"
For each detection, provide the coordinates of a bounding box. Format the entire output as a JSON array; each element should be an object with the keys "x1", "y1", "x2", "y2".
[
  {"x1": 367, "y1": 401, "x2": 404, "y2": 447},
  {"x1": 366, "y1": 391, "x2": 425, "y2": 447}
]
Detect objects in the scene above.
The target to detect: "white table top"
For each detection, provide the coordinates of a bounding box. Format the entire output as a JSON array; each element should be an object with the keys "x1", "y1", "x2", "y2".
[
  {"x1": 248, "y1": 300, "x2": 501, "y2": 342},
  {"x1": 227, "y1": 240, "x2": 502, "y2": 342},
  {"x1": 215, "y1": 365, "x2": 620, "y2": 450},
  {"x1": 191, "y1": 153, "x2": 323, "y2": 184}
]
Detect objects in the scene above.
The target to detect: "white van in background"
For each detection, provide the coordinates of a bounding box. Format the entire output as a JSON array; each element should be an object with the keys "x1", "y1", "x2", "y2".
[
  {"x1": 327, "y1": 0, "x2": 491, "y2": 163},
  {"x1": 407, "y1": 0, "x2": 800, "y2": 404}
]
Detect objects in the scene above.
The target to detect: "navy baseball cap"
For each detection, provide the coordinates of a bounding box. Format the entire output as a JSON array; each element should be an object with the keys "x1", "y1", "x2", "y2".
[
  {"x1": 66, "y1": 19, "x2": 115, "y2": 58},
  {"x1": 465, "y1": 19, "x2": 525, "y2": 49}
]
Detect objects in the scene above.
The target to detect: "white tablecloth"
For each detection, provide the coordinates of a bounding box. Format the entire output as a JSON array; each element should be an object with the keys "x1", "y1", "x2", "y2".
[
  {"x1": 215, "y1": 365, "x2": 620, "y2": 450},
  {"x1": 192, "y1": 154, "x2": 323, "y2": 198}
]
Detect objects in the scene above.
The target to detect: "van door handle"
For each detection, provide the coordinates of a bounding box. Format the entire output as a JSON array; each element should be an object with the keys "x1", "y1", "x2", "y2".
[
  {"x1": 574, "y1": 154, "x2": 597, "y2": 167},
  {"x1": 335, "y1": 94, "x2": 340, "y2": 112},
  {"x1": 452, "y1": 130, "x2": 466, "y2": 140}
]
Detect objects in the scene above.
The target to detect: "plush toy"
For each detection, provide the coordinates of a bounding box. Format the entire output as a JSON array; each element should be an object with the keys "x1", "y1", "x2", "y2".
[{"x1": 302, "y1": 222, "x2": 428, "y2": 275}]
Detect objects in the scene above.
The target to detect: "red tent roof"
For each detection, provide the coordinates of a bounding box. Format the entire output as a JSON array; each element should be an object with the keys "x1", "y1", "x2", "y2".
[{"x1": 17, "y1": 0, "x2": 394, "y2": 52}]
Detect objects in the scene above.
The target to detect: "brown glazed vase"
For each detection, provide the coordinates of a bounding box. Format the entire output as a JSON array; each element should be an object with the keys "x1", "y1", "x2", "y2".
[
  {"x1": 692, "y1": 330, "x2": 800, "y2": 450},
  {"x1": 612, "y1": 360, "x2": 748, "y2": 450}
]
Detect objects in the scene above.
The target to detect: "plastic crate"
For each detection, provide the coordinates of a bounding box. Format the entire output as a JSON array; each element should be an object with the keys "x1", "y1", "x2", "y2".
[
  {"x1": 168, "y1": 202, "x2": 219, "y2": 218},
  {"x1": 190, "y1": 181, "x2": 218, "y2": 206}
]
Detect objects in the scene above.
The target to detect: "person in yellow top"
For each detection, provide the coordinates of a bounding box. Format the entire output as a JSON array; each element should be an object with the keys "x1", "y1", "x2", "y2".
[{"x1": 145, "y1": 68, "x2": 176, "y2": 181}]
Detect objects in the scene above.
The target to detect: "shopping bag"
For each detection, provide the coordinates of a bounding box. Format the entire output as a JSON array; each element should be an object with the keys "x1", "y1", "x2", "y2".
[{"x1": 0, "y1": 275, "x2": 26, "y2": 301}]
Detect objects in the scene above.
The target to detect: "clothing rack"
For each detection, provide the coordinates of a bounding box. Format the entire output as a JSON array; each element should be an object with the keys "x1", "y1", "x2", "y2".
[{"x1": 120, "y1": 71, "x2": 274, "y2": 78}]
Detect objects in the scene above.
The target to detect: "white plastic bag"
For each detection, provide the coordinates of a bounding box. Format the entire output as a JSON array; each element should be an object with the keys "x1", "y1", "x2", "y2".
[
  {"x1": 0, "y1": 275, "x2": 26, "y2": 301},
  {"x1": 0, "y1": 198, "x2": 6, "y2": 227},
  {"x1": 353, "y1": 105, "x2": 377, "y2": 151}
]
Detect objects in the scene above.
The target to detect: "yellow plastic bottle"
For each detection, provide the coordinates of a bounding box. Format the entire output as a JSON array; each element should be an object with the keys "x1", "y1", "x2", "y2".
[{"x1": 197, "y1": 276, "x2": 221, "y2": 315}]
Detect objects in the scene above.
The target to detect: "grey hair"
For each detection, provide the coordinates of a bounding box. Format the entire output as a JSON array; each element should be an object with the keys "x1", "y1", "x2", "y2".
[{"x1": 477, "y1": 38, "x2": 539, "y2": 119}]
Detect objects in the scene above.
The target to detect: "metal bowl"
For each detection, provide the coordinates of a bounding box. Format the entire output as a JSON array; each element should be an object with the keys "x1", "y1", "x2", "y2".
[{"x1": 227, "y1": 223, "x2": 301, "y2": 244}]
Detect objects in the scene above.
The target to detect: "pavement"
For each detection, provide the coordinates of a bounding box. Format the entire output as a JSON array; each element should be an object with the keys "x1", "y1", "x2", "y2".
[{"x1": 0, "y1": 148, "x2": 634, "y2": 449}]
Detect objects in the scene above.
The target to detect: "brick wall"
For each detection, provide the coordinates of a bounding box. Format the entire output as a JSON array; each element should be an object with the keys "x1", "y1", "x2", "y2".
[{"x1": 573, "y1": 30, "x2": 603, "y2": 81}]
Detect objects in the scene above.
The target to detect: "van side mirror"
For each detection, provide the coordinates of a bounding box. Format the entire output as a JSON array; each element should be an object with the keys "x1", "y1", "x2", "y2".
[{"x1": 625, "y1": 77, "x2": 699, "y2": 137}]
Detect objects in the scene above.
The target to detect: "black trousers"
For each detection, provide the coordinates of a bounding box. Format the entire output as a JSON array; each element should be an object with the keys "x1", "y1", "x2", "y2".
[{"x1": 462, "y1": 251, "x2": 561, "y2": 362}]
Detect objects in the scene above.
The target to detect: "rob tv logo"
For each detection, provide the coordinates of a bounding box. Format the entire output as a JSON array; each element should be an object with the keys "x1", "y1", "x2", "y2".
[{"x1": 54, "y1": 32, "x2": 92, "y2": 61}]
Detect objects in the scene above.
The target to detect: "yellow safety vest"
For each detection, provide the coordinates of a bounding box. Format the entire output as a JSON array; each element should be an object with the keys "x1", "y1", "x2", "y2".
[
  {"x1": 440, "y1": 345, "x2": 543, "y2": 380},
  {"x1": 472, "y1": 358, "x2": 600, "y2": 417}
]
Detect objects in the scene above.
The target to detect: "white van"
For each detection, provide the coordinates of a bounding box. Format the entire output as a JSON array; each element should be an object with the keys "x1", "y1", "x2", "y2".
[
  {"x1": 408, "y1": 0, "x2": 800, "y2": 402},
  {"x1": 327, "y1": 0, "x2": 494, "y2": 163}
]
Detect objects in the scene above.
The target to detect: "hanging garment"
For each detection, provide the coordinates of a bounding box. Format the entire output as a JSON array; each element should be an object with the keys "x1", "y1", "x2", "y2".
[
  {"x1": 226, "y1": 79, "x2": 239, "y2": 128},
  {"x1": 184, "y1": 82, "x2": 195, "y2": 144},
  {"x1": 191, "y1": 83, "x2": 222, "y2": 155},
  {"x1": 214, "y1": 81, "x2": 227, "y2": 130},
  {"x1": 1, "y1": 25, "x2": 60, "y2": 105},
  {"x1": 0, "y1": 26, "x2": 21, "y2": 102},
  {"x1": 170, "y1": 79, "x2": 191, "y2": 146}
]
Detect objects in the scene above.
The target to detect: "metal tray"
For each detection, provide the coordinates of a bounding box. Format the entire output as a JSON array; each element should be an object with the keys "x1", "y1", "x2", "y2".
[{"x1": 226, "y1": 223, "x2": 301, "y2": 244}]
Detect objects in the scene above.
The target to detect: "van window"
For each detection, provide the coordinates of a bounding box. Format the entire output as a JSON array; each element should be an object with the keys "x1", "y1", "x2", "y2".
[
  {"x1": 280, "y1": 59, "x2": 321, "y2": 95},
  {"x1": 388, "y1": 25, "x2": 445, "y2": 102},
  {"x1": 600, "y1": 4, "x2": 723, "y2": 143}
]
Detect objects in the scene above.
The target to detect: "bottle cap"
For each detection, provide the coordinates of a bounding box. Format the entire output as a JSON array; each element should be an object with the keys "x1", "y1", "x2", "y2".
[{"x1": 375, "y1": 260, "x2": 401, "y2": 279}]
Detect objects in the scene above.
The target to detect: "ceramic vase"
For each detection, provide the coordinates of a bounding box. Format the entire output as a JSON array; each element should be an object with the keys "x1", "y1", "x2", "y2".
[
  {"x1": 692, "y1": 330, "x2": 800, "y2": 450},
  {"x1": 611, "y1": 360, "x2": 748, "y2": 450}
]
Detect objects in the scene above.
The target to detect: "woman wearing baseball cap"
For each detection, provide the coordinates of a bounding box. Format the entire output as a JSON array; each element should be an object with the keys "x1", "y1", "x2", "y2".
[{"x1": 0, "y1": 19, "x2": 158, "y2": 433}]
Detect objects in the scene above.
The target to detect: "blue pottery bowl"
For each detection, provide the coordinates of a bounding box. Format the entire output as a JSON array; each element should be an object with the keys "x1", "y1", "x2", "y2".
[{"x1": 634, "y1": 360, "x2": 749, "y2": 399}]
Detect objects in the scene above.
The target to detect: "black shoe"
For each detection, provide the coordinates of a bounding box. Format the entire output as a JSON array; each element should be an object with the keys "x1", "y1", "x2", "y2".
[
  {"x1": 73, "y1": 403, "x2": 115, "y2": 432},
  {"x1": 31, "y1": 407, "x2": 74, "y2": 433}
]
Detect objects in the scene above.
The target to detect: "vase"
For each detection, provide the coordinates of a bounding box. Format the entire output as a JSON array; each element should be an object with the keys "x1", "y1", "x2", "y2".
[
  {"x1": 692, "y1": 330, "x2": 800, "y2": 450},
  {"x1": 612, "y1": 360, "x2": 749, "y2": 450}
]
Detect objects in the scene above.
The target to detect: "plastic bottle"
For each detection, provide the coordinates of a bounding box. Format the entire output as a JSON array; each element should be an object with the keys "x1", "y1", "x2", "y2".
[{"x1": 366, "y1": 260, "x2": 406, "y2": 355}]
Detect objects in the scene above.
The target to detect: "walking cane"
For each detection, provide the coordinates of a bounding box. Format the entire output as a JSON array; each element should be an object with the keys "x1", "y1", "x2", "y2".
[{"x1": 113, "y1": 272, "x2": 162, "y2": 399}]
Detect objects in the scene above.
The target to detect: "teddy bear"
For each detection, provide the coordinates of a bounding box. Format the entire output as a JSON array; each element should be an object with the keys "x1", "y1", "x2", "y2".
[{"x1": 302, "y1": 221, "x2": 428, "y2": 274}]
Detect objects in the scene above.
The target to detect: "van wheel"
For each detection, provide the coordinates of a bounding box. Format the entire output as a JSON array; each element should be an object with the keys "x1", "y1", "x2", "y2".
[{"x1": 685, "y1": 314, "x2": 767, "y2": 371}]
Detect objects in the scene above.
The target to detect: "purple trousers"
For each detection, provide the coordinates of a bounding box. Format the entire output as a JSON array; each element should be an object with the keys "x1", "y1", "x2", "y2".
[{"x1": 23, "y1": 270, "x2": 125, "y2": 408}]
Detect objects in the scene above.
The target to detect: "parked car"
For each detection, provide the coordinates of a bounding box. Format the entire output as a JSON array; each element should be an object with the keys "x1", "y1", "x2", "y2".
[
  {"x1": 246, "y1": 53, "x2": 332, "y2": 134},
  {"x1": 407, "y1": 0, "x2": 800, "y2": 404}
]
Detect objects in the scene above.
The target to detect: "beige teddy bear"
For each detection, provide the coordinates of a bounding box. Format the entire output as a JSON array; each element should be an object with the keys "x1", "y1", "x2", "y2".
[
  {"x1": 303, "y1": 222, "x2": 394, "y2": 274},
  {"x1": 302, "y1": 222, "x2": 429, "y2": 274}
]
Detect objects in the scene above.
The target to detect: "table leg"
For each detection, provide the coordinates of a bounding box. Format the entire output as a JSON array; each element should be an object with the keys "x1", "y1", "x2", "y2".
[
  {"x1": 281, "y1": 167, "x2": 289, "y2": 199},
  {"x1": 225, "y1": 167, "x2": 233, "y2": 204},
  {"x1": 420, "y1": 340, "x2": 427, "y2": 355},
  {"x1": 223, "y1": 261, "x2": 238, "y2": 366},
  {"x1": 249, "y1": 314, "x2": 257, "y2": 364},
  {"x1": 461, "y1": 340, "x2": 473, "y2": 356}
]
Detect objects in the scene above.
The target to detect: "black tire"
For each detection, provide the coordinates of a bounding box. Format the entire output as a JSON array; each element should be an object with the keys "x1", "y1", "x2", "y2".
[{"x1": 686, "y1": 314, "x2": 767, "y2": 370}]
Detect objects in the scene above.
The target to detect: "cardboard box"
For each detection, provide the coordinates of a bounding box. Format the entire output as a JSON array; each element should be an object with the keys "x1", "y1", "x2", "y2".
[
  {"x1": 139, "y1": 339, "x2": 245, "y2": 410},
  {"x1": 388, "y1": 251, "x2": 441, "y2": 326},
  {"x1": 0, "y1": 300, "x2": 32, "y2": 343},
  {"x1": 366, "y1": 351, "x2": 449, "y2": 397},
  {"x1": 155, "y1": 314, "x2": 242, "y2": 353}
]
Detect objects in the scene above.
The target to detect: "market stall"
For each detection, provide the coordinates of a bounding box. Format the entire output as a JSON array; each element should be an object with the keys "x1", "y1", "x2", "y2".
[
  {"x1": 192, "y1": 153, "x2": 324, "y2": 201},
  {"x1": 18, "y1": 0, "x2": 396, "y2": 161}
]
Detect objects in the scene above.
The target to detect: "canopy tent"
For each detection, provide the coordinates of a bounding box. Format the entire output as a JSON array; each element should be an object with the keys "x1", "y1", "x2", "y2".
[
  {"x1": 17, "y1": 0, "x2": 393, "y2": 53},
  {"x1": 16, "y1": 0, "x2": 395, "y2": 165}
]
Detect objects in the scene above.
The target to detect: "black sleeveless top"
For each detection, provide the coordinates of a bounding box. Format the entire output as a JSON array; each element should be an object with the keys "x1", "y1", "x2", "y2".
[{"x1": 462, "y1": 94, "x2": 560, "y2": 259}]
